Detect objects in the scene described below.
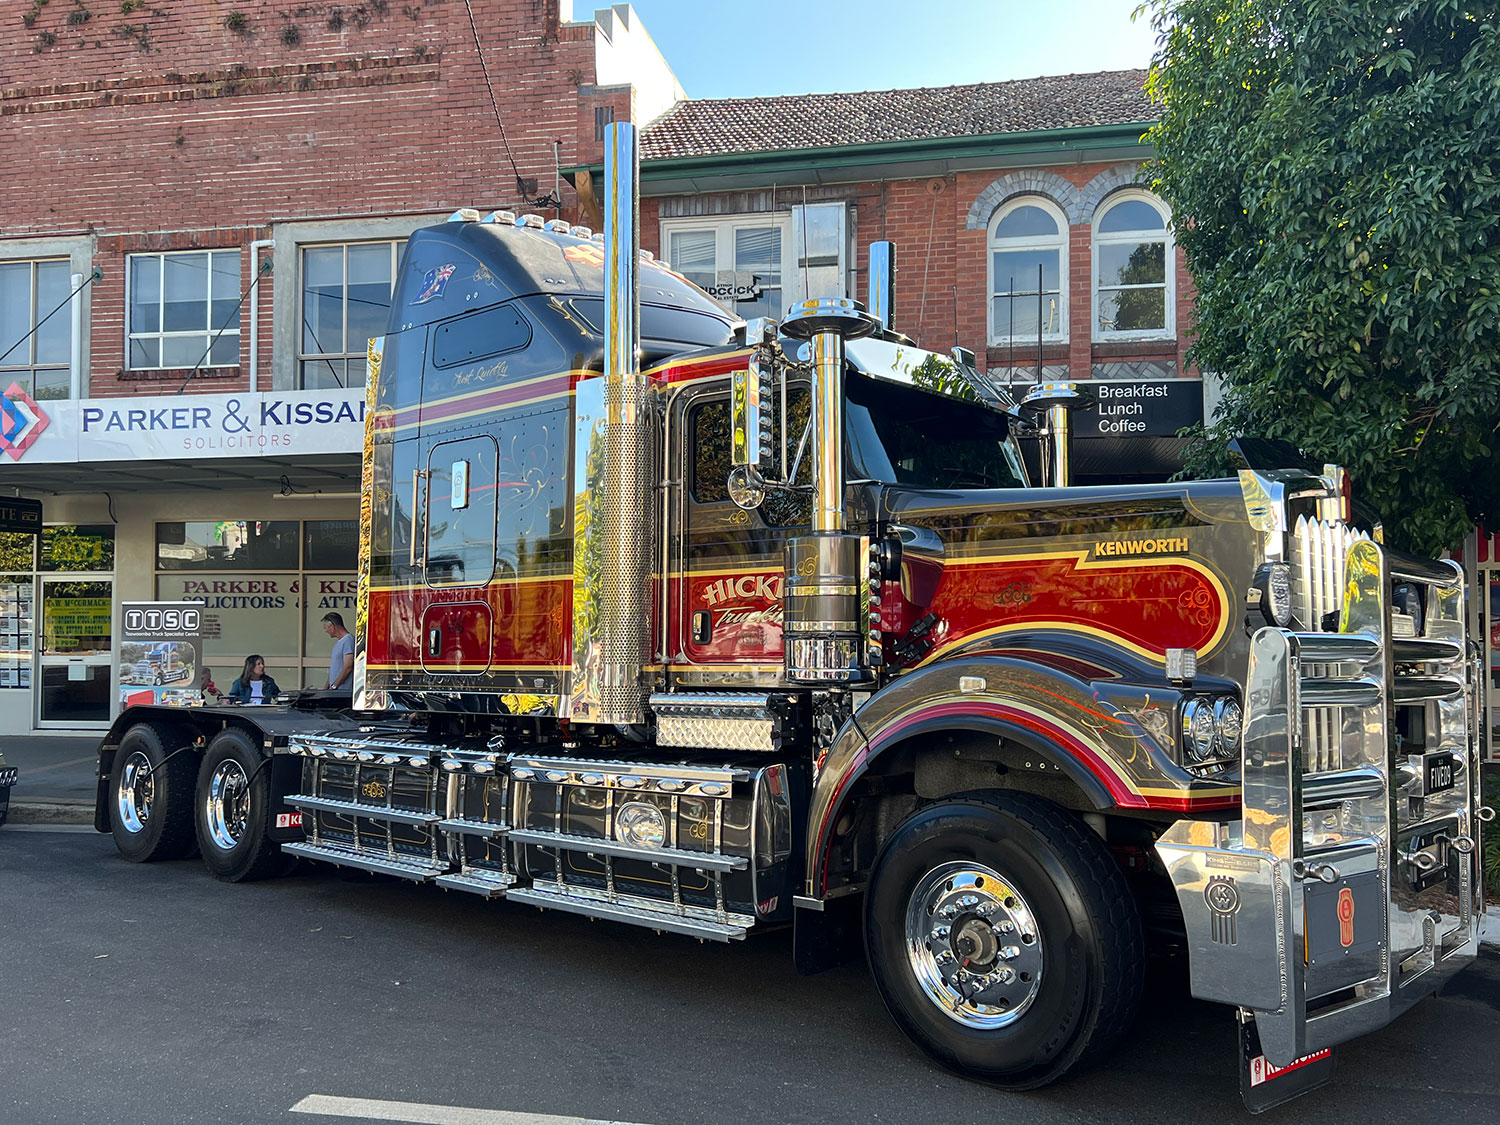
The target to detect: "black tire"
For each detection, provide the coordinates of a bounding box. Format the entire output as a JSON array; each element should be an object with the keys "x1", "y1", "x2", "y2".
[
  {"x1": 864, "y1": 790, "x2": 1143, "y2": 1089},
  {"x1": 194, "y1": 727, "x2": 286, "y2": 882},
  {"x1": 108, "y1": 723, "x2": 198, "y2": 862}
]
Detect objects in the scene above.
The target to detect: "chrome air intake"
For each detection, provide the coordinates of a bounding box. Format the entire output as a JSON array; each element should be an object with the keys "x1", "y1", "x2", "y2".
[
  {"x1": 778, "y1": 298, "x2": 879, "y2": 683},
  {"x1": 1020, "y1": 382, "x2": 1095, "y2": 487},
  {"x1": 569, "y1": 121, "x2": 652, "y2": 724}
]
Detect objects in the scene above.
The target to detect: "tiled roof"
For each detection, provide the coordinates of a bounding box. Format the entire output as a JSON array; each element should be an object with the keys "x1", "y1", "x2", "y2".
[{"x1": 639, "y1": 70, "x2": 1152, "y2": 161}]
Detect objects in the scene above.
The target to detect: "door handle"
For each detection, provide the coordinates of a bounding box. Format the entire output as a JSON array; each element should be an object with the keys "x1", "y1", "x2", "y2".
[
  {"x1": 427, "y1": 626, "x2": 442, "y2": 658},
  {"x1": 410, "y1": 468, "x2": 427, "y2": 567}
]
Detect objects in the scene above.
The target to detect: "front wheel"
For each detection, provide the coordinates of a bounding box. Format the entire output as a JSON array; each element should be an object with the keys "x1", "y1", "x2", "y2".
[
  {"x1": 194, "y1": 728, "x2": 286, "y2": 882},
  {"x1": 864, "y1": 791, "x2": 1143, "y2": 1089}
]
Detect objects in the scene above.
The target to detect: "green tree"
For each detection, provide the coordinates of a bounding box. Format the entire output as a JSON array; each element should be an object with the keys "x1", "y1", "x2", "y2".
[{"x1": 1144, "y1": 1, "x2": 1500, "y2": 553}]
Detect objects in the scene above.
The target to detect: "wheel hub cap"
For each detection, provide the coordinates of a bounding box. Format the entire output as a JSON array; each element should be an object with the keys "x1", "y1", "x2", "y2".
[
  {"x1": 904, "y1": 861, "x2": 1044, "y2": 1028},
  {"x1": 116, "y1": 751, "x2": 155, "y2": 835},
  {"x1": 205, "y1": 760, "x2": 250, "y2": 850}
]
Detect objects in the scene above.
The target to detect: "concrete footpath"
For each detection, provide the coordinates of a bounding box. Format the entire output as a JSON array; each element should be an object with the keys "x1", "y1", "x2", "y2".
[{"x1": 2, "y1": 733, "x2": 102, "y2": 825}]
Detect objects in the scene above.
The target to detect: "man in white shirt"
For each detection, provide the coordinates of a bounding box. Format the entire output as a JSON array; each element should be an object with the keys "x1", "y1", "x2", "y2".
[{"x1": 322, "y1": 612, "x2": 355, "y2": 691}]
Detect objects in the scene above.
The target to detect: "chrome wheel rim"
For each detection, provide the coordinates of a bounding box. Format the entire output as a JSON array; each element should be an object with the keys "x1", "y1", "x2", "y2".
[
  {"x1": 205, "y1": 759, "x2": 250, "y2": 851},
  {"x1": 116, "y1": 751, "x2": 154, "y2": 835},
  {"x1": 904, "y1": 860, "x2": 1045, "y2": 1029}
]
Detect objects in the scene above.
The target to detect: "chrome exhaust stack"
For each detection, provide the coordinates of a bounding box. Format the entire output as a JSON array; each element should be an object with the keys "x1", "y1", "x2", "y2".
[
  {"x1": 569, "y1": 121, "x2": 652, "y2": 724},
  {"x1": 778, "y1": 298, "x2": 880, "y2": 683}
]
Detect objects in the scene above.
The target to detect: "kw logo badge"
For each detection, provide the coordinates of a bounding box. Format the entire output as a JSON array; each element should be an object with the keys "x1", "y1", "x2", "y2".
[
  {"x1": 0, "y1": 382, "x2": 49, "y2": 461},
  {"x1": 1205, "y1": 875, "x2": 1240, "y2": 945},
  {"x1": 1337, "y1": 887, "x2": 1355, "y2": 948}
]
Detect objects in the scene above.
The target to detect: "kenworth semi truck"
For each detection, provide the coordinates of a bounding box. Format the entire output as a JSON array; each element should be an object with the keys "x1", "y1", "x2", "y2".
[{"x1": 95, "y1": 124, "x2": 1489, "y2": 1109}]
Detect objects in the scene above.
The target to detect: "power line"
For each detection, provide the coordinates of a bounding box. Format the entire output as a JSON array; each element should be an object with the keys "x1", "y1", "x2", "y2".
[{"x1": 463, "y1": 0, "x2": 561, "y2": 210}]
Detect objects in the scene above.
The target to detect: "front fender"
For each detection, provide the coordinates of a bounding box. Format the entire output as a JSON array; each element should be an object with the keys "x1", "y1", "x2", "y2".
[{"x1": 802, "y1": 634, "x2": 1240, "y2": 901}]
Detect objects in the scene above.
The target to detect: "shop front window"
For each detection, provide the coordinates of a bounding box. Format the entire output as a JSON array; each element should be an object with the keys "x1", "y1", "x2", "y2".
[
  {"x1": 156, "y1": 521, "x2": 300, "y2": 571},
  {"x1": 40, "y1": 524, "x2": 115, "y2": 572},
  {"x1": 0, "y1": 533, "x2": 35, "y2": 690},
  {"x1": 157, "y1": 518, "x2": 358, "y2": 692}
]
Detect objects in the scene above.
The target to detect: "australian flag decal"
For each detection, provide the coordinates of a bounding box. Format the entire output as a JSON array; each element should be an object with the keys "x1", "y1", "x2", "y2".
[{"x1": 412, "y1": 264, "x2": 457, "y2": 304}]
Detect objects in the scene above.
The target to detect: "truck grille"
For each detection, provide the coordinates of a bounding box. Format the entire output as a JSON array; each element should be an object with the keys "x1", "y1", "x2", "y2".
[{"x1": 1291, "y1": 516, "x2": 1370, "y2": 771}]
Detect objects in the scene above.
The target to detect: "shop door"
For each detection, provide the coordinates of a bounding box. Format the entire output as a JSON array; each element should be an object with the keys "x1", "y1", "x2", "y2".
[{"x1": 37, "y1": 576, "x2": 114, "y2": 727}]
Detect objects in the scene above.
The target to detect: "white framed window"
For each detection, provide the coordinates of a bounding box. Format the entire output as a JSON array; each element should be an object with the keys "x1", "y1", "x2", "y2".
[
  {"x1": 0, "y1": 258, "x2": 72, "y2": 400},
  {"x1": 988, "y1": 197, "x2": 1068, "y2": 346},
  {"x1": 1093, "y1": 191, "x2": 1174, "y2": 340},
  {"x1": 661, "y1": 203, "x2": 848, "y2": 321},
  {"x1": 126, "y1": 250, "x2": 241, "y2": 370},
  {"x1": 299, "y1": 240, "x2": 400, "y2": 389}
]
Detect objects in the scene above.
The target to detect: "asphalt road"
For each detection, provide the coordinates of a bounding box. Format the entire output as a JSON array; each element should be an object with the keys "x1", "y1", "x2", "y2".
[{"x1": 3, "y1": 824, "x2": 1499, "y2": 1125}]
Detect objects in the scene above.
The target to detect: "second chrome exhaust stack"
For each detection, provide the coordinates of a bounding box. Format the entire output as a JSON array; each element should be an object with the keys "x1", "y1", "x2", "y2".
[{"x1": 569, "y1": 121, "x2": 652, "y2": 724}]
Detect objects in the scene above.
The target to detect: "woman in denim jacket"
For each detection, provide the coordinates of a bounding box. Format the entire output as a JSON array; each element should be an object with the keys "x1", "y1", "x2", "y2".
[{"x1": 226, "y1": 654, "x2": 280, "y2": 705}]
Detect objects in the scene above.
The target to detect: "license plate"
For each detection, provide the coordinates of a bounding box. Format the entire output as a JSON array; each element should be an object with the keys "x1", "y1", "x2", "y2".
[{"x1": 1424, "y1": 752, "x2": 1455, "y2": 794}]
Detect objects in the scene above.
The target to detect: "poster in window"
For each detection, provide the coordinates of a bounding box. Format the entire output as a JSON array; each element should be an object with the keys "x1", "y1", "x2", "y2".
[{"x1": 118, "y1": 600, "x2": 206, "y2": 711}]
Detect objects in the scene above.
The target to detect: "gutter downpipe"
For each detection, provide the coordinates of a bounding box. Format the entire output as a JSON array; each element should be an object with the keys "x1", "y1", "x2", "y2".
[
  {"x1": 69, "y1": 273, "x2": 83, "y2": 399},
  {"x1": 248, "y1": 238, "x2": 274, "y2": 392}
]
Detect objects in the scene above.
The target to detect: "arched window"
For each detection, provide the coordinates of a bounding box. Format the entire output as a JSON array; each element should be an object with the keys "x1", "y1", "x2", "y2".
[
  {"x1": 1093, "y1": 192, "x2": 1173, "y2": 339},
  {"x1": 987, "y1": 197, "x2": 1067, "y2": 345}
]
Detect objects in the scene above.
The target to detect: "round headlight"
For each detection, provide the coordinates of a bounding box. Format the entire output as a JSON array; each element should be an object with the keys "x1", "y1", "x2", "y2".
[
  {"x1": 615, "y1": 801, "x2": 666, "y2": 849},
  {"x1": 1213, "y1": 697, "x2": 1243, "y2": 753},
  {"x1": 1182, "y1": 698, "x2": 1218, "y2": 762}
]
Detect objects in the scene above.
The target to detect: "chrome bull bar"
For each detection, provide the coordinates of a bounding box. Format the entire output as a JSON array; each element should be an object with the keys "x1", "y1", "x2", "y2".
[{"x1": 1157, "y1": 539, "x2": 1484, "y2": 1066}]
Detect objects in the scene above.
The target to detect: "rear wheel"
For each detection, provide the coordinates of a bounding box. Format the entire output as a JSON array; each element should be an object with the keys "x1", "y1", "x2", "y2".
[
  {"x1": 195, "y1": 728, "x2": 286, "y2": 882},
  {"x1": 109, "y1": 723, "x2": 197, "y2": 862},
  {"x1": 864, "y1": 791, "x2": 1143, "y2": 1089}
]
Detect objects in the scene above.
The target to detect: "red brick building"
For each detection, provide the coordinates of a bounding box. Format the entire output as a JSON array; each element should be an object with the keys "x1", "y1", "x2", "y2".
[
  {"x1": 570, "y1": 70, "x2": 1200, "y2": 483},
  {"x1": 0, "y1": 0, "x2": 677, "y2": 727},
  {"x1": 1, "y1": 2, "x2": 1192, "y2": 730}
]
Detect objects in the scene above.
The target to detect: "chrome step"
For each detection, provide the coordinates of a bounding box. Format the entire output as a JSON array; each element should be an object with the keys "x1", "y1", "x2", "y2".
[
  {"x1": 1393, "y1": 676, "x2": 1464, "y2": 704},
  {"x1": 1303, "y1": 767, "x2": 1387, "y2": 807},
  {"x1": 1393, "y1": 637, "x2": 1463, "y2": 663},
  {"x1": 1294, "y1": 633, "x2": 1379, "y2": 664},
  {"x1": 437, "y1": 817, "x2": 510, "y2": 839},
  {"x1": 1300, "y1": 677, "x2": 1382, "y2": 708},
  {"x1": 507, "y1": 884, "x2": 754, "y2": 942},
  {"x1": 509, "y1": 827, "x2": 747, "y2": 872},
  {"x1": 283, "y1": 841, "x2": 448, "y2": 882},
  {"x1": 287, "y1": 794, "x2": 440, "y2": 827},
  {"x1": 435, "y1": 869, "x2": 515, "y2": 898}
]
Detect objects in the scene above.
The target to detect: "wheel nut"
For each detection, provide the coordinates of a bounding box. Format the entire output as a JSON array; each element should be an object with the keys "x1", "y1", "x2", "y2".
[
  {"x1": 932, "y1": 924, "x2": 951, "y2": 940},
  {"x1": 999, "y1": 945, "x2": 1020, "y2": 961},
  {"x1": 996, "y1": 967, "x2": 1015, "y2": 984},
  {"x1": 994, "y1": 920, "x2": 1015, "y2": 934}
]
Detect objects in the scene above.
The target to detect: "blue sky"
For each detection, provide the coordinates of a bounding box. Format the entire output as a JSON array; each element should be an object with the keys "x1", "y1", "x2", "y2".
[{"x1": 624, "y1": 1, "x2": 1162, "y2": 98}]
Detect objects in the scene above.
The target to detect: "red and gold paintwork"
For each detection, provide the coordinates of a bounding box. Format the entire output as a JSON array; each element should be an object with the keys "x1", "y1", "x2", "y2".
[{"x1": 917, "y1": 548, "x2": 1233, "y2": 666}]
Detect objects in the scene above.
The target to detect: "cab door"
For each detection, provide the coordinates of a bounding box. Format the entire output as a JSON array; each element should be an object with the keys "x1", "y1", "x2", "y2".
[
  {"x1": 419, "y1": 434, "x2": 498, "y2": 675},
  {"x1": 667, "y1": 380, "x2": 810, "y2": 677}
]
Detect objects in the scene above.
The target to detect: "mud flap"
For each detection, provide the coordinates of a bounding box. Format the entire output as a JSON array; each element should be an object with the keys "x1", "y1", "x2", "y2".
[{"x1": 1239, "y1": 1012, "x2": 1334, "y2": 1113}]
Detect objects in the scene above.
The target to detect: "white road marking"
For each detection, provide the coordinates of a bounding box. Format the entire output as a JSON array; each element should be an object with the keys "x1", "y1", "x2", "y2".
[
  {"x1": 3, "y1": 823, "x2": 97, "y2": 833},
  {"x1": 13, "y1": 754, "x2": 97, "y2": 775},
  {"x1": 289, "y1": 1095, "x2": 650, "y2": 1125}
]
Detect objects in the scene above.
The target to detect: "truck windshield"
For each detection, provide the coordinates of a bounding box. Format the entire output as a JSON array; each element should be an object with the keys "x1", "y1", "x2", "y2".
[{"x1": 844, "y1": 372, "x2": 1027, "y2": 490}]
